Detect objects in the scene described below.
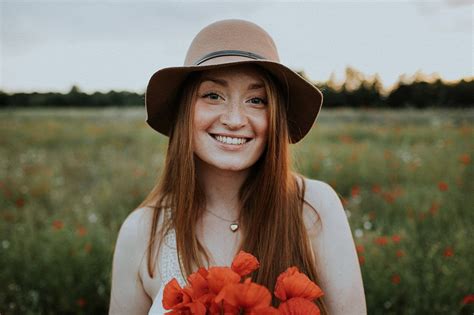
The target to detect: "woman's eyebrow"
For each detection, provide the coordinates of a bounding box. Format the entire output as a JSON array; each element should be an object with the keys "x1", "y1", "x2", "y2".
[
  {"x1": 248, "y1": 83, "x2": 264, "y2": 90},
  {"x1": 201, "y1": 77, "x2": 227, "y2": 87}
]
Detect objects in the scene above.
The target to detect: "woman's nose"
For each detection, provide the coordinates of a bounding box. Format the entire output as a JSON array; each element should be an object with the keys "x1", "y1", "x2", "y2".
[{"x1": 220, "y1": 104, "x2": 248, "y2": 129}]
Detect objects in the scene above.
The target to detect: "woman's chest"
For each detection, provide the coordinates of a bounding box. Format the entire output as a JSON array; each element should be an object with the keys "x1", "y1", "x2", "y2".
[{"x1": 196, "y1": 215, "x2": 243, "y2": 267}]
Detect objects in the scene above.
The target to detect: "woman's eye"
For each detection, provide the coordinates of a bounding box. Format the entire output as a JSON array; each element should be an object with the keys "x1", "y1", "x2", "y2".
[
  {"x1": 203, "y1": 93, "x2": 222, "y2": 101},
  {"x1": 248, "y1": 97, "x2": 267, "y2": 105}
]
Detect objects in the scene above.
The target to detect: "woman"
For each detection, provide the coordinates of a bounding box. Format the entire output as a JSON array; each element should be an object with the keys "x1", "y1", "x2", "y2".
[{"x1": 109, "y1": 19, "x2": 366, "y2": 314}]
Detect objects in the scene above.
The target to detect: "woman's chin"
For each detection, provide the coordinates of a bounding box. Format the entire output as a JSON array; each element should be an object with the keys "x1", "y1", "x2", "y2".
[{"x1": 198, "y1": 158, "x2": 253, "y2": 173}]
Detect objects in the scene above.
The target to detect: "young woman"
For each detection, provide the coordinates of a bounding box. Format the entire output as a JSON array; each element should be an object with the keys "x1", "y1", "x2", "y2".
[{"x1": 109, "y1": 19, "x2": 366, "y2": 314}]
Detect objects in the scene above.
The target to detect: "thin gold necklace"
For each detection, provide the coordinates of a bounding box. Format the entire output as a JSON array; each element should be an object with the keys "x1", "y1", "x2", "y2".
[{"x1": 206, "y1": 209, "x2": 240, "y2": 232}]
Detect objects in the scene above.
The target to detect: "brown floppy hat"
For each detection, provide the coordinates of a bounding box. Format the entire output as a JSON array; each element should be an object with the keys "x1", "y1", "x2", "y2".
[{"x1": 145, "y1": 19, "x2": 323, "y2": 143}]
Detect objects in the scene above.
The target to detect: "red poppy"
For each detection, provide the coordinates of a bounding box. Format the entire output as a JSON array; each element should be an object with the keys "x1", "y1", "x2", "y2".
[
  {"x1": 375, "y1": 236, "x2": 388, "y2": 246},
  {"x1": 391, "y1": 274, "x2": 401, "y2": 285},
  {"x1": 382, "y1": 192, "x2": 396, "y2": 204},
  {"x1": 76, "y1": 226, "x2": 87, "y2": 237},
  {"x1": 351, "y1": 186, "x2": 361, "y2": 197},
  {"x1": 462, "y1": 294, "x2": 474, "y2": 304},
  {"x1": 231, "y1": 250, "x2": 260, "y2": 277},
  {"x1": 438, "y1": 182, "x2": 448, "y2": 192},
  {"x1": 52, "y1": 220, "x2": 64, "y2": 230},
  {"x1": 274, "y1": 267, "x2": 323, "y2": 302},
  {"x1": 186, "y1": 268, "x2": 210, "y2": 300},
  {"x1": 163, "y1": 278, "x2": 187, "y2": 309},
  {"x1": 429, "y1": 202, "x2": 440, "y2": 215},
  {"x1": 396, "y1": 250, "x2": 405, "y2": 258},
  {"x1": 443, "y1": 247, "x2": 454, "y2": 258},
  {"x1": 391, "y1": 235, "x2": 401, "y2": 243},
  {"x1": 15, "y1": 197, "x2": 25, "y2": 208},
  {"x1": 356, "y1": 244, "x2": 364, "y2": 254},
  {"x1": 371, "y1": 185, "x2": 381, "y2": 194},
  {"x1": 76, "y1": 298, "x2": 86, "y2": 307},
  {"x1": 215, "y1": 278, "x2": 276, "y2": 313},
  {"x1": 207, "y1": 267, "x2": 241, "y2": 294},
  {"x1": 459, "y1": 153, "x2": 471, "y2": 165},
  {"x1": 279, "y1": 297, "x2": 321, "y2": 315},
  {"x1": 84, "y1": 243, "x2": 92, "y2": 253}
]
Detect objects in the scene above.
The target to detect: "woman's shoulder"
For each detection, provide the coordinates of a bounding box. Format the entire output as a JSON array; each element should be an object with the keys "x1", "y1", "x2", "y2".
[
  {"x1": 115, "y1": 207, "x2": 155, "y2": 257},
  {"x1": 296, "y1": 176, "x2": 345, "y2": 236}
]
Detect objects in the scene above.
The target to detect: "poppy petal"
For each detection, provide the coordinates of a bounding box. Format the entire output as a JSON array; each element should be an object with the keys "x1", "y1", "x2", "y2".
[
  {"x1": 279, "y1": 297, "x2": 321, "y2": 315},
  {"x1": 274, "y1": 267, "x2": 324, "y2": 302},
  {"x1": 207, "y1": 267, "x2": 241, "y2": 294},
  {"x1": 231, "y1": 251, "x2": 260, "y2": 277},
  {"x1": 162, "y1": 278, "x2": 192, "y2": 310}
]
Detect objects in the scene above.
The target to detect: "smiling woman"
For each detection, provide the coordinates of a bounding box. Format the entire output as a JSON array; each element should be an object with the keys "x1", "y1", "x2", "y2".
[
  {"x1": 109, "y1": 19, "x2": 366, "y2": 315},
  {"x1": 193, "y1": 66, "x2": 269, "y2": 172}
]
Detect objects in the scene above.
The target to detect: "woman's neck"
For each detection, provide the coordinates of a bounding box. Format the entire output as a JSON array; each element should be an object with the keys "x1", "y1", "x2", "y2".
[{"x1": 195, "y1": 159, "x2": 248, "y2": 218}]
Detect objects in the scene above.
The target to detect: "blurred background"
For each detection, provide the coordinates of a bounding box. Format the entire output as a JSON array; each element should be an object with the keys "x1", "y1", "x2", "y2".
[{"x1": 1, "y1": 0, "x2": 473, "y2": 314}]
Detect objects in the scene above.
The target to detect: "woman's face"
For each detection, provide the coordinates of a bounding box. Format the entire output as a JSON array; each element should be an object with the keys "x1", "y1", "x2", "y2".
[{"x1": 192, "y1": 65, "x2": 269, "y2": 172}]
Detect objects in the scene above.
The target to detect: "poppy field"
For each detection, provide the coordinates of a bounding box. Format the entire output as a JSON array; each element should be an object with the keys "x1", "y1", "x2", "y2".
[{"x1": 1, "y1": 107, "x2": 473, "y2": 314}]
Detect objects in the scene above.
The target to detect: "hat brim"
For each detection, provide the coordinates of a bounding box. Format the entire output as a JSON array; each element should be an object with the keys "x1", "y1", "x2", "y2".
[{"x1": 145, "y1": 59, "x2": 323, "y2": 143}]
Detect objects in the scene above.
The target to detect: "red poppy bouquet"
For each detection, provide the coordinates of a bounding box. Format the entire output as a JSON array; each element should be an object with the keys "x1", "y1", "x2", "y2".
[{"x1": 162, "y1": 250, "x2": 324, "y2": 314}]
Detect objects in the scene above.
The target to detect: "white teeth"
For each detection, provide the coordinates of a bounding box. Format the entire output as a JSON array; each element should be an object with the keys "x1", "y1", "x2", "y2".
[{"x1": 214, "y1": 135, "x2": 248, "y2": 145}]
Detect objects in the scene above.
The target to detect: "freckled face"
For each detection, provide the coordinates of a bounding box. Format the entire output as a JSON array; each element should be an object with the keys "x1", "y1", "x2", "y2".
[{"x1": 192, "y1": 65, "x2": 269, "y2": 172}]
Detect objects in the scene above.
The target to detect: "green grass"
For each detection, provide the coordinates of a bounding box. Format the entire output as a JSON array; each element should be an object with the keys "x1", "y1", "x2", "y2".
[{"x1": 1, "y1": 107, "x2": 473, "y2": 314}]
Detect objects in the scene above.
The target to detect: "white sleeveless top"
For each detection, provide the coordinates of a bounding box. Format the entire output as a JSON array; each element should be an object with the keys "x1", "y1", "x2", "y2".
[{"x1": 148, "y1": 209, "x2": 187, "y2": 315}]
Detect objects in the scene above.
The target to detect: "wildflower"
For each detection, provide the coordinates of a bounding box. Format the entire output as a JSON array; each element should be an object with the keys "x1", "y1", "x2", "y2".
[
  {"x1": 356, "y1": 244, "x2": 364, "y2": 254},
  {"x1": 438, "y1": 182, "x2": 448, "y2": 192},
  {"x1": 383, "y1": 192, "x2": 396, "y2": 204},
  {"x1": 375, "y1": 236, "x2": 388, "y2": 246},
  {"x1": 231, "y1": 250, "x2": 260, "y2": 277},
  {"x1": 76, "y1": 226, "x2": 87, "y2": 237},
  {"x1": 76, "y1": 298, "x2": 86, "y2": 307},
  {"x1": 52, "y1": 220, "x2": 64, "y2": 231},
  {"x1": 371, "y1": 185, "x2": 381, "y2": 194},
  {"x1": 391, "y1": 274, "x2": 401, "y2": 285},
  {"x1": 443, "y1": 247, "x2": 454, "y2": 258},
  {"x1": 429, "y1": 202, "x2": 440, "y2": 215},
  {"x1": 84, "y1": 243, "x2": 92, "y2": 253},
  {"x1": 351, "y1": 186, "x2": 361, "y2": 197},
  {"x1": 459, "y1": 153, "x2": 471, "y2": 165},
  {"x1": 279, "y1": 297, "x2": 321, "y2": 315},
  {"x1": 274, "y1": 267, "x2": 324, "y2": 302},
  {"x1": 215, "y1": 278, "x2": 276, "y2": 313},
  {"x1": 162, "y1": 278, "x2": 194, "y2": 311},
  {"x1": 15, "y1": 197, "x2": 25, "y2": 208},
  {"x1": 391, "y1": 235, "x2": 401, "y2": 243},
  {"x1": 396, "y1": 250, "x2": 405, "y2": 258},
  {"x1": 462, "y1": 294, "x2": 474, "y2": 305}
]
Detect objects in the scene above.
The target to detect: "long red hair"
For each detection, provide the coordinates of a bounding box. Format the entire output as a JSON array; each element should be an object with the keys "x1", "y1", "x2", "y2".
[{"x1": 138, "y1": 64, "x2": 326, "y2": 312}]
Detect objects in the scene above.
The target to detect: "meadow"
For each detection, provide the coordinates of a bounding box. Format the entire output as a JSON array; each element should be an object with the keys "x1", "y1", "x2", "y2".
[{"x1": 1, "y1": 107, "x2": 473, "y2": 314}]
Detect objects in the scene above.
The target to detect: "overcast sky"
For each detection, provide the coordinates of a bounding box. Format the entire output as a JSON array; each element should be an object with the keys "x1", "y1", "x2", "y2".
[{"x1": 1, "y1": 0, "x2": 472, "y2": 93}]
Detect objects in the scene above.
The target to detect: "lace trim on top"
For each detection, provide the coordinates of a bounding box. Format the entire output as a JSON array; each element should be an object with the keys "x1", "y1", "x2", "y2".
[{"x1": 158, "y1": 208, "x2": 187, "y2": 287}]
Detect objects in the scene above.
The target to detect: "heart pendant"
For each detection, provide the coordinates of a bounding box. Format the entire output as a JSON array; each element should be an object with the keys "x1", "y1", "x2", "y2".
[{"x1": 230, "y1": 223, "x2": 239, "y2": 232}]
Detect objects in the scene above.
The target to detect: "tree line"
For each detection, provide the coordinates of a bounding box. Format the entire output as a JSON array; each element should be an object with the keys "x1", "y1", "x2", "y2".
[{"x1": 1, "y1": 67, "x2": 472, "y2": 108}]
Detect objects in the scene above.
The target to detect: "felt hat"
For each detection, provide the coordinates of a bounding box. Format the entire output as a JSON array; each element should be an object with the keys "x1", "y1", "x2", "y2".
[{"x1": 145, "y1": 19, "x2": 323, "y2": 143}]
